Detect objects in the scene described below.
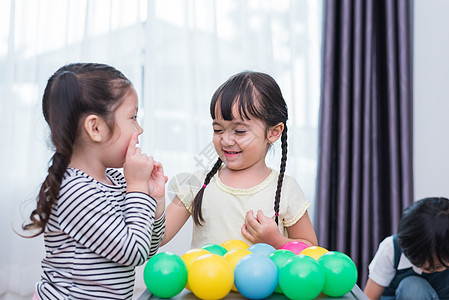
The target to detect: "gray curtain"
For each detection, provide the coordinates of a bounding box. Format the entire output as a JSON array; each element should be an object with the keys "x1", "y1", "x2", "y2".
[{"x1": 316, "y1": 0, "x2": 413, "y2": 287}]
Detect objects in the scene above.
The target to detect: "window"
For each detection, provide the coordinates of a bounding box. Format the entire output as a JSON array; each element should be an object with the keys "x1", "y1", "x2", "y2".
[{"x1": 0, "y1": 0, "x2": 322, "y2": 297}]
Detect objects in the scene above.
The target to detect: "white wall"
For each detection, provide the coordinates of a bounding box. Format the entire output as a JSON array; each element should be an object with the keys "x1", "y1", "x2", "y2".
[{"x1": 414, "y1": 0, "x2": 449, "y2": 200}]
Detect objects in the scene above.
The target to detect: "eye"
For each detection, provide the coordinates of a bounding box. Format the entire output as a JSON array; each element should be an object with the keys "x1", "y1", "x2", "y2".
[
  {"x1": 213, "y1": 129, "x2": 223, "y2": 133},
  {"x1": 235, "y1": 130, "x2": 246, "y2": 135},
  {"x1": 131, "y1": 115, "x2": 138, "y2": 121}
]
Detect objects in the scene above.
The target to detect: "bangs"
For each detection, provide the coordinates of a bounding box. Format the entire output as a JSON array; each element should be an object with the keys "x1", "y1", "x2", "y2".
[{"x1": 210, "y1": 73, "x2": 264, "y2": 121}]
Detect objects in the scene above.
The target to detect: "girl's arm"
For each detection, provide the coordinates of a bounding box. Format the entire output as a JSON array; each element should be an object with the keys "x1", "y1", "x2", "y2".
[
  {"x1": 364, "y1": 278, "x2": 385, "y2": 300},
  {"x1": 149, "y1": 212, "x2": 165, "y2": 256},
  {"x1": 285, "y1": 211, "x2": 318, "y2": 246},
  {"x1": 124, "y1": 132, "x2": 166, "y2": 257},
  {"x1": 145, "y1": 162, "x2": 167, "y2": 256},
  {"x1": 161, "y1": 196, "x2": 191, "y2": 246},
  {"x1": 57, "y1": 184, "x2": 159, "y2": 267},
  {"x1": 241, "y1": 210, "x2": 318, "y2": 248}
]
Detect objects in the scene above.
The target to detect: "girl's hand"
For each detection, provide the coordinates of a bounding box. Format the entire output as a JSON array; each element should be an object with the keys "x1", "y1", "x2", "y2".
[
  {"x1": 124, "y1": 133, "x2": 154, "y2": 194},
  {"x1": 149, "y1": 162, "x2": 167, "y2": 219},
  {"x1": 148, "y1": 162, "x2": 167, "y2": 200},
  {"x1": 241, "y1": 210, "x2": 286, "y2": 248}
]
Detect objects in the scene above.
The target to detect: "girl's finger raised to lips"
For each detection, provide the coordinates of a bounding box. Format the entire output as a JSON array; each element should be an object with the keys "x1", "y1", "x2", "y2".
[{"x1": 126, "y1": 132, "x2": 139, "y2": 156}]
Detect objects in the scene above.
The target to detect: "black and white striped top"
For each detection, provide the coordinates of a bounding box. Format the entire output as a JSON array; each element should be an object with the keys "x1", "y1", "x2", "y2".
[{"x1": 36, "y1": 168, "x2": 165, "y2": 300}]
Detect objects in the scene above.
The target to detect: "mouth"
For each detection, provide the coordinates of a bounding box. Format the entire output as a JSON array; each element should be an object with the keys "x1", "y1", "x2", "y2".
[{"x1": 223, "y1": 150, "x2": 242, "y2": 157}]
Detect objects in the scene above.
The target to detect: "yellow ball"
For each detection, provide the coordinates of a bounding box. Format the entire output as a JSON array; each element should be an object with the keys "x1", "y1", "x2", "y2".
[
  {"x1": 181, "y1": 248, "x2": 210, "y2": 291},
  {"x1": 221, "y1": 239, "x2": 249, "y2": 252},
  {"x1": 300, "y1": 246, "x2": 329, "y2": 260},
  {"x1": 224, "y1": 248, "x2": 252, "y2": 292},
  {"x1": 188, "y1": 254, "x2": 234, "y2": 300}
]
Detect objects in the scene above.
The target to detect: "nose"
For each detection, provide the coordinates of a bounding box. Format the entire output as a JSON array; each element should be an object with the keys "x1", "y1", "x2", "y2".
[
  {"x1": 135, "y1": 121, "x2": 144, "y2": 135},
  {"x1": 221, "y1": 131, "x2": 235, "y2": 146}
]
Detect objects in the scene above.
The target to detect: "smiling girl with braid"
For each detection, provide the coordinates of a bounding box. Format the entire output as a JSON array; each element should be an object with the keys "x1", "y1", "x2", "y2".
[{"x1": 162, "y1": 71, "x2": 317, "y2": 249}]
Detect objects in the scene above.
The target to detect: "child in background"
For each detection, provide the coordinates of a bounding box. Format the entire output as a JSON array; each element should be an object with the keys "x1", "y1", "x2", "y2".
[
  {"x1": 162, "y1": 71, "x2": 317, "y2": 249},
  {"x1": 23, "y1": 63, "x2": 166, "y2": 300},
  {"x1": 364, "y1": 197, "x2": 449, "y2": 300}
]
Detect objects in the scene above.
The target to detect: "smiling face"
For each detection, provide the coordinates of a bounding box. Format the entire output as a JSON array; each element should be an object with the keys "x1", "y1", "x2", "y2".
[
  {"x1": 209, "y1": 72, "x2": 287, "y2": 175},
  {"x1": 212, "y1": 104, "x2": 271, "y2": 172}
]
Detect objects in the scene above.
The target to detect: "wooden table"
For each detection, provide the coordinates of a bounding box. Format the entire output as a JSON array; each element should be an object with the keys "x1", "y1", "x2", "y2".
[{"x1": 138, "y1": 285, "x2": 368, "y2": 300}]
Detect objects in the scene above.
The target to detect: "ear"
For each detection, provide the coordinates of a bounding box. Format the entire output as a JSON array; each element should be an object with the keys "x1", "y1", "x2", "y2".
[
  {"x1": 83, "y1": 114, "x2": 106, "y2": 143},
  {"x1": 267, "y1": 122, "x2": 284, "y2": 143}
]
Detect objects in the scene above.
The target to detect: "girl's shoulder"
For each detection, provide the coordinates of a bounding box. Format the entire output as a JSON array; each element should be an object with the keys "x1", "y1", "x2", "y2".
[
  {"x1": 280, "y1": 172, "x2": 295, "y2": 183},
  {"x1": 378, "y1": 235, "x2": 395, "y2": 254},
  {"x1": 62, "y1": 167, "x2": 93, "y2": 185},
  {"x1": 58, "y1": 168, "x2": 125, "y2": 204},
  {"x1": 279, "y1": 172, "x2": 303, "y2": 192},
  {"x1": 58, "y1": 168, "x2": 99, "y2": 203},
  {"x1": 61, "y1": 168, "x2": 125, "y2": 189}
]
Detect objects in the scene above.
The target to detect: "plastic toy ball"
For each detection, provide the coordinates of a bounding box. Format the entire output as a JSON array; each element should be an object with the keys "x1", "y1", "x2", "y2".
[
  {"x1": 143, "y1": 252, "x2": 187, "y2": 298},
  {"x1": 201, "y1": 243, "x2": 228, "y2": 256},
  {"x1": 247, "y1": 242, "x2": 276, "y2": 256},
  {"x1": 300, "y1": 246, "x2": 329, "y2": 260},
  {"x1": 280, "y1": 241, "x2": 310, "y2": 254},
  {"x1": 188, "y1": 253, "x2": 234, "y2": 300},
  {"x1": 221, "y1": 239, "x2": 249, "y2": 252},
  {"x1": 279, "y1": 255, "x2": 325, "y2": 300},
  {"x1": 268, "y1": 249, "x2": 297, "y2": 294},
  {"x1": 224, "y1": 248, "x2": 252, "y2": 292},
  {"x1": 234, "y1": 253, "x2": 278, "y2": 299},
  {"x1": 181, "y1": 248, "x2": 210, "y2": 291},
  {"x1": 318, "y1": 251, "x2": 358, "y2": 297}
]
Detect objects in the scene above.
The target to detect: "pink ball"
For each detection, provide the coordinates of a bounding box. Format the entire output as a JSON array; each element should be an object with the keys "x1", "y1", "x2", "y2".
[{"x1": 280, "y1": 241, "x2": 309, "y2": 254}]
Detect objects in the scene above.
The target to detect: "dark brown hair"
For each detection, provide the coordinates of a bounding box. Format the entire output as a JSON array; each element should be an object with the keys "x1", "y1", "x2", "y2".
[
  {"x1": 192, "y1": 71, "x2": 288, "y2": 225},
  {"x1": 23, "y1": 63, "x2": 132, "y2": 236},
  {"x1": 397, "y1": 197, "x2": 449, "y2": 270}
]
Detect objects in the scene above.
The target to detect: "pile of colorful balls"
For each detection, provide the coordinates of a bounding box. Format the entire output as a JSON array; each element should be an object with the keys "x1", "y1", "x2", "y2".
[{"x1": 143, "y1": 240, "x2": 357, "y2": 300}]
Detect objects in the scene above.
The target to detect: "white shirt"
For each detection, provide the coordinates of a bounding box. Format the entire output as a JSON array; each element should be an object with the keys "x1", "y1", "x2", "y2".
[
  {"x1": 174, "y1": 169, "x2": 310, "y2": 248},
  {"x1": 36, "y1": 168, "x2": 165, "y2": 300},
  {"x1": 368, "y1": 235, "x2": 423, "y2": 287}
]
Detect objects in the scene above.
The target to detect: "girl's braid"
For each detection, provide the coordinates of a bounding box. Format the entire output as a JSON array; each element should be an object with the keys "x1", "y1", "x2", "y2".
[
  {"x1": 23, "y1": 72, "x2": 77, "y2": 235},
  {"x1": 26, "y1": 152, "x2": 71, "y2": 235},
  {"x1": 192, "y1": 157, "x2": 223, "y2": 225},
  {"x1": 274, "y1": 124, "x2": 288, "y2": 224}
]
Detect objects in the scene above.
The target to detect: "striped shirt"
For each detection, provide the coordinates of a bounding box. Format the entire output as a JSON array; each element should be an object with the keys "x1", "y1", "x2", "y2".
[{"x1": 36, "y1": 168, "x2": 165, "y2": 300}]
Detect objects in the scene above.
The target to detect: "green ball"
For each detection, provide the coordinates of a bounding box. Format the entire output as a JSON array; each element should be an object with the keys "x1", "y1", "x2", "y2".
[
  {"x1": 268, "y1": 249, "x2": 297, "y2": 293},
  {"x1": 143, "y1": 252, "x2": 187, "y2": 298},
  {"x1": 201, "y1": 243, "x2": 228, "y2": 256},
  {"x1": 318, "y1": 251, "x2": 358, "y2": 297},
  {"x1": 279, "y1": 255, "x2": 325, "y2": 300}
]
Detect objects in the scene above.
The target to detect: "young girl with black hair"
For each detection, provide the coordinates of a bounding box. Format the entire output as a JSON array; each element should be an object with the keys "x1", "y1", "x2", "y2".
[
  {"x1": 23, "y1": 63, "x2": 166, "y2": 299},
  {"x1": 162, "y1": 71, "x2": 317, "y2": 249},
  {"x1": 364, "y1": 197, "x2": 449, "y2": 300}
]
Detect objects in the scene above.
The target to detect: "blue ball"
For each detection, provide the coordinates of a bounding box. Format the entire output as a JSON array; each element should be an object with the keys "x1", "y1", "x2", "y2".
[
  {"x1": 234, "y1": 254, "x2": 278, "y2": 299},
  {"x1": 248, "y1": 243, "x2": 276, "y2": 256}
]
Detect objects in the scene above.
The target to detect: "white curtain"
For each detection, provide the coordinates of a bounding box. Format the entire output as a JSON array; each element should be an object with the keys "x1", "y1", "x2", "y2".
[{"x1": 0, "y1": 0, "x2": 322, "y2": 299}]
